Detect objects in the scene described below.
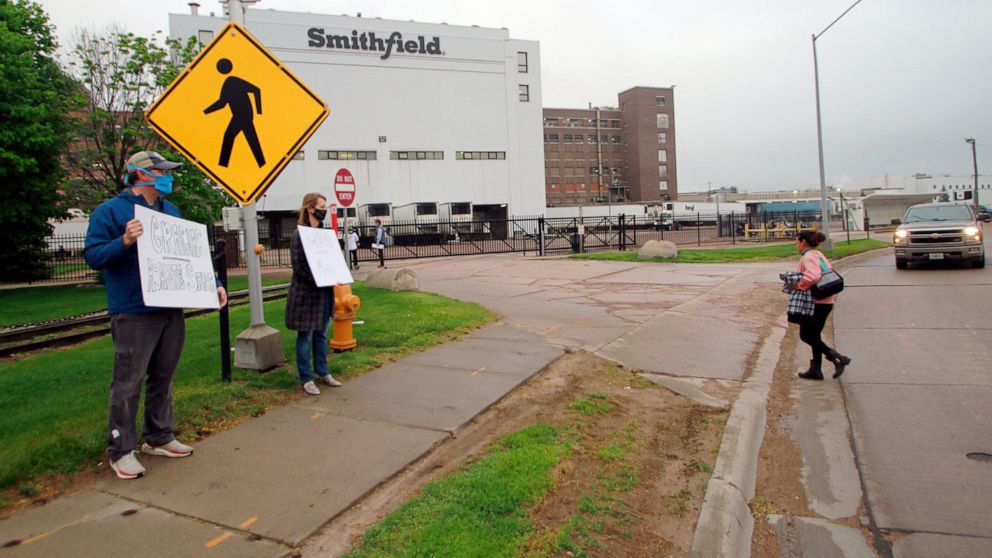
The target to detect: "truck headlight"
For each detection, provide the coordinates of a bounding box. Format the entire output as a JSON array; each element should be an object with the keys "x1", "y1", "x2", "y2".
[
  {"x1": 964, "y1": 226, "x2": 980, "y2": 238},
  {"x1": 894, "y1": 230, "x2": 907, "y2": 242}
]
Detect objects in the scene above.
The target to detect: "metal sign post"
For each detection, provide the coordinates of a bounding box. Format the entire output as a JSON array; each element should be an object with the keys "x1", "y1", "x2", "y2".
[{"x1": 145, "y1": 0, "x2": 329, "y2": 370}]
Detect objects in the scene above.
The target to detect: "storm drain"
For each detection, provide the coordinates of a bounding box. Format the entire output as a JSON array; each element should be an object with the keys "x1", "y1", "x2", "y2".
[{"x1": 966, "y1": 452, "x2": 992, "y2": 463}]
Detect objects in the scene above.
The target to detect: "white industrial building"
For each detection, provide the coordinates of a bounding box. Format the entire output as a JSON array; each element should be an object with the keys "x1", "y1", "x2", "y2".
[{"x1": 169, "y1": 7, "x2": 545, "y2": 226}]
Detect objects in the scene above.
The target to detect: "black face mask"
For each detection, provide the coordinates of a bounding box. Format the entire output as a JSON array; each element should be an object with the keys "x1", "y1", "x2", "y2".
[{"x1": 312, "y1": 209, "x2": 327, "y2": 222}]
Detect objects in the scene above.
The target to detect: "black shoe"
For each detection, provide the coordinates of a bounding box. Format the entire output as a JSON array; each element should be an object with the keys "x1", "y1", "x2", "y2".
[
  {"x1": 832, "y1": 355, "x2": 852, "y2": 379},
  {"x1": 798, "y1": 370, "x2": 824, "y2": 380}
]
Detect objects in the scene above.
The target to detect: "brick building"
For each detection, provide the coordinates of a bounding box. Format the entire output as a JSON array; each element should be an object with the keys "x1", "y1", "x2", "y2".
[{"x1": 543, "y1": 86, "x2": 676, "y2": 206}]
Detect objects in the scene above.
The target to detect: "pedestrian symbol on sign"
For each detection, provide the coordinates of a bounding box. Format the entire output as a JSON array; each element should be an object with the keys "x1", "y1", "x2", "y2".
[{"x1": 203, "y1": 58, "x2": 266, "y2": 168}]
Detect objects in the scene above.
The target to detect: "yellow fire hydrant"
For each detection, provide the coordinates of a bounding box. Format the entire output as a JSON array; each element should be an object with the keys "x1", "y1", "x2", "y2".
[{"x1": 329, "y1": 284, "x2": 361, "y2": 352}]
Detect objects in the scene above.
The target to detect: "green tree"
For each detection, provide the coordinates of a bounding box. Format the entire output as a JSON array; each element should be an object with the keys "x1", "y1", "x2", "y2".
[
  {"x1": 0, "y1": 0, "x2": 77, "y2": 282},
  {"x1": 64, "y1": 28, "x2": 230, "y2": 224}
]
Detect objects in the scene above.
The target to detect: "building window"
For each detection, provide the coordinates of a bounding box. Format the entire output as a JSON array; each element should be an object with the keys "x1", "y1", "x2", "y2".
[
  {"x1": 318, "y1": 150, "x2": 377, "y2": 160},
  {"x1": 657, "y1": 113, "x2": 669, "y2": 128},
  {"x1": 517, "y1": 51, "x2": 528, "y2": 73},
  {"x1": 456, "y1": 151, "x2": 506, "y2": 160},
  {"x1": 586, "y1": 135, "x2": 595, "y2": 144},
  {"x1": 390, "y1": 151, "x2": 443, "y2": 160},
  {"x1": 658, "y1": 132, "x2": 667, "y2": 144},
  {"x1": 600, "y1": 135, "x2": 608, "y2": 144},
  {"x1": 610, "y1": 119, "x2": 620, "y2": 129},
  {"x1": 543, "y1": 117, "x2": 559, "y2": 128},
  {"x1": 660, "y1": 180, "x2": 669, "y2": 192},
  {"x1": 292, "y1": 150, "x2": 304, "y2": 161},
  {"x1": 655, "y1": 96, "x2": 666, "y2": 106},
  {"x1": 197, "y1": 30, "x2": 214, "y2": 45},
  {"x1": 563, "y1": 117, "x2": 583, "y2": 128},
  {"x1": 658, "y1": 150, "x2": 667, "y2": 163},
  {"x1": 612, "y1": 135, "x2": 621, "y2": 144},
  {"x1": 518, "y1": 84, "x2": 529, "y2": 102},
  {"x1": 548, "y1": 134, "x2": 559, "y2": 143},
  {"x1": 659, "y1": 164, "x2": 668, "y2": 178},
  {"x1": 563, "y1": 135, "x2": 573, "y2": 144}
]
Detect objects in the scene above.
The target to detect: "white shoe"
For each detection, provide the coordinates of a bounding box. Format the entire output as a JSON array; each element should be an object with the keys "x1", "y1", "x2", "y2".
[
  {"x1": 303, "y1": 380, "x2": 321, "y2": 395},
  {"x1": 141, "y1": 440, "x2": 193, "y2": 458},
  {"x1": 321, "y1": 374, "x2": 343, "y2": 387},
  {"x1": 110, "y1": 451, "x2": 146, "y2": 479}
]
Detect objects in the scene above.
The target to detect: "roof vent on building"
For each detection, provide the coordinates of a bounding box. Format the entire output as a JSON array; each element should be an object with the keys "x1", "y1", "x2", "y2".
[{"x1": 188, "y1": 2, "x2": 200, "y2": 16}]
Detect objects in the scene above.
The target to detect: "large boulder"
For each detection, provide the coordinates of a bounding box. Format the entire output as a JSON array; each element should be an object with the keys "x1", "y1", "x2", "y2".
[
  {"x1": 638, "y1": 240, "x2": 678, "y2": 259},
  {"x1": 365, "y1": 268, "x2": 420, "y2": 291}
]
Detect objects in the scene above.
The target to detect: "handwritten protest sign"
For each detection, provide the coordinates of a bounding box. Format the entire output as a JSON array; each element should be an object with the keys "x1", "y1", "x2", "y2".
[
  {"x1": 135, "y1": 205, "x2": 219, "y2": 309},
  {"x1": 296, "y1": 226, "x2": 353, "y2": 287}
]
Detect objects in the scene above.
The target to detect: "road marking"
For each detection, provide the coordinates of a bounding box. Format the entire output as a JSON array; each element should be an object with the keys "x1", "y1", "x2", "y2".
[
  {"x1": 239, "y1": 516, "x2": 258, "y2": 529},
  {"x1": 311, "y1": 411, "x2": 323, "y2": 420},
  {"x1": 471, "y1": 367, "x2": 486, "y2": 376},
  {"x1": 19, "y1": 514, "x2": 93, "y2": 545},
  {"x1": 205, "y1": 533, "x2": 233, "y2": 548}
]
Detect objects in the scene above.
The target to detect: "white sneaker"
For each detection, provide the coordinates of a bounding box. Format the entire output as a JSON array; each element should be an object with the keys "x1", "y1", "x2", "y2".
[
  {"x1": 141, "y1": 440, "x2": 193, "y2": 458},
  {"x1": 110, "y1": 451, "x2": 146, "y2": 480},
  {"x1": 321, "y1": 374, "x2": 343, "y2": 387},
  {"x1": 303, "y1": 380, "x2": 321, "y2": 395}
]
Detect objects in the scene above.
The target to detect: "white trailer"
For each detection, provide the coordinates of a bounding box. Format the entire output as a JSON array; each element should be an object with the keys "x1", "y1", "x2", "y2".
[
  {"x1": 392, "y1": 202, "x2": 442, "y2": 243},
  {"x1": 358, "y1": 203, "x2": 393, "y2": 227},
  {"x1": 439, "y1": 201, "x2": 473, "y2": 237}
]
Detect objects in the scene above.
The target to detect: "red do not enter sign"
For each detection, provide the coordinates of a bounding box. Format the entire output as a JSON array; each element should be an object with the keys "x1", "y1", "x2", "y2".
[{"x1": 334, "y1": 168, "x2": 356, "y2": 207}]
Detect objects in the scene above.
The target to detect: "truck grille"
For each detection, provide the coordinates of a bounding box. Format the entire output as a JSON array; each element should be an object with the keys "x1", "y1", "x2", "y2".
[{"x1": 908, "y1": 229, "x2": 964, "y2": 244}]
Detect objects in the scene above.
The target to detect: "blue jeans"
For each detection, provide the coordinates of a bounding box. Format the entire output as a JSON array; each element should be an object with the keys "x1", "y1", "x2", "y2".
[{"x1": 295, "y1": 295, "x2": 332, "y2": 384}]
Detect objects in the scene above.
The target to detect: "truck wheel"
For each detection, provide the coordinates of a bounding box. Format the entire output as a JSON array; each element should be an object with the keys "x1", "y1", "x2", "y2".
[{"x1": 896, "y1": 259, "x2": 908, "y2": 270}]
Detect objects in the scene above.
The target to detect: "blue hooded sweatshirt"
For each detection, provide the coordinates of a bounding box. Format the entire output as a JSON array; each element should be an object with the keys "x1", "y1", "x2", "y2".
[{"x1": 84, "y1": 190, "x2": 182, "y2": 314}]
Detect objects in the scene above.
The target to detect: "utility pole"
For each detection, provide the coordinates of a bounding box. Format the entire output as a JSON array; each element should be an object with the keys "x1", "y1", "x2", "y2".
[
  {"x1": 812, "y1": 0, "x2": 864, "y2": 251},
  {"x1": 966, "y1": 138, "x2": 979, "y2": 209}
]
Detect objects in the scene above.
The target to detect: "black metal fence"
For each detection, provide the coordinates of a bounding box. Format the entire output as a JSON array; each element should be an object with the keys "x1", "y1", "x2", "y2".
[{"x1": 12, "y1": 210, "x2": 831, "y2": 285}]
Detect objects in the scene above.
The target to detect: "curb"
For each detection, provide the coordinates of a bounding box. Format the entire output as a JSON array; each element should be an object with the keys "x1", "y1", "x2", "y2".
[{"x1": 690, "y1": 324, "x2": 785, "y2": 558}]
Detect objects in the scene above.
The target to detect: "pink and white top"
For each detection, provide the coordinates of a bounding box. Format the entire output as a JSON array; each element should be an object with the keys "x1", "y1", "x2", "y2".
[{"x1": 796, "y1": 249, "x2": 837, "y2": 304}]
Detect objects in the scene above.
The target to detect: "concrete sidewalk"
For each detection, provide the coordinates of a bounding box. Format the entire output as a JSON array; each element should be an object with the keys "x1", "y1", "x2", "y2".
[{"x1": 1, "y1": 253, "x2": 790, "y2": 557}]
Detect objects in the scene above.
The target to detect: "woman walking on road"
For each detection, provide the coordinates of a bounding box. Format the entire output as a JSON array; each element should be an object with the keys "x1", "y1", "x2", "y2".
[
  {"x1": 783, "y1": 230, "x2": 852, "y2": 380},
  {"x1": 286, "y1": 193, "x2": 344, "y2": 395}
]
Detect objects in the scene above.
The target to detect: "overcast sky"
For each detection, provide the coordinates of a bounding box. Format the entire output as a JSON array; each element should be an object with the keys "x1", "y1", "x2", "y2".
[{"x1": 39, "y1": 0, "x2": 991, "y2": 192}]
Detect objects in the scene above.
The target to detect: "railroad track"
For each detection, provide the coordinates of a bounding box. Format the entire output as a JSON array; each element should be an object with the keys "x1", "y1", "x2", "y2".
[{"x1": 0, "y1": 284, "x2": 290, "y2": 358}]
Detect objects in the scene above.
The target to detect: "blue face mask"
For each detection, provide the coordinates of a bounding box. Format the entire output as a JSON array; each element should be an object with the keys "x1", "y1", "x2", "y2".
[{"x1": 126, "y1": 166, "x2": 175, "y2": 196}]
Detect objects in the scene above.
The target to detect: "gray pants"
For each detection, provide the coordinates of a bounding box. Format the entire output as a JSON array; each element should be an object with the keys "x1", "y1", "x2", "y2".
[{"x1": 108, "y1": 310, "x2": 185, "y2": 461}]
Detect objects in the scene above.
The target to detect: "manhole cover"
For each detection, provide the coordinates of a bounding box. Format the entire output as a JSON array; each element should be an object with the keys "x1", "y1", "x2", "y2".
[{"x1": 966, "y1": 452, "x2": 992, "y2": 463}]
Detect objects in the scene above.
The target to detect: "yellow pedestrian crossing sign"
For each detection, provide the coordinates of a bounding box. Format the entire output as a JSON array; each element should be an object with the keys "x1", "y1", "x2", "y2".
[{"x1": 147, "y1": 22, "x2": 329, "y2": 205}]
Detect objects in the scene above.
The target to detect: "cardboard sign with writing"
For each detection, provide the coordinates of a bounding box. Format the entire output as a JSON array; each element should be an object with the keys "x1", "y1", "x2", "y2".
[
  {"x1": 297, "y1": 226, "x2": 354, "y2": 287},
  {"x1": 135, "y1": 205, "x2": 219, "y2": 309}
]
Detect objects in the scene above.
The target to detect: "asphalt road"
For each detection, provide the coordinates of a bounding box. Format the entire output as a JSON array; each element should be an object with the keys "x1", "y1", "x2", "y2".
[{"x1": 833, "y1": 235, "x2": 992, "y2": 557}]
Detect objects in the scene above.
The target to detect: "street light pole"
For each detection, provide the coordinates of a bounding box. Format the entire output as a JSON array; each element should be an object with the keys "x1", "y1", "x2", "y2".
[
  {"x1": 966, "y1": 138, "x2": 979, "y2": 209},
  {"x1": 812, "y1": 0, "x2": 863, "y2": 251}
]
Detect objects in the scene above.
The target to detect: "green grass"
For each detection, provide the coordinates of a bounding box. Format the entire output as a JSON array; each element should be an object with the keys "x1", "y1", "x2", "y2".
[
  {"x1": 343, "y1": 424, "x2": 567, "y2": 558},
  {"x1": 0, "y1": 282, "x2": 495, "y2": 491},
  {"x1": 567, "y1": 393, "x2": 616, "y2": 416},
  {"x1": 0, "y1": 276, "x2": 288, "y2": 327},
  {"x1": 570, "y1": 238, "x2": 891, "y2": 264}
]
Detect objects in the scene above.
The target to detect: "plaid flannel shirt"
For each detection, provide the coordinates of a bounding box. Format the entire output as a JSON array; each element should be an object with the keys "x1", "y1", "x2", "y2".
[{"x1": 781, "y1": 271, "x2": 814, "y2": 317}]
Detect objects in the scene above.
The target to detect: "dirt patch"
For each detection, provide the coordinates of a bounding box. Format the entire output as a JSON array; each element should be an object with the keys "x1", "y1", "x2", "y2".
[{"x1": 308, "y1": 350, "x2": 728, "y2": 557}]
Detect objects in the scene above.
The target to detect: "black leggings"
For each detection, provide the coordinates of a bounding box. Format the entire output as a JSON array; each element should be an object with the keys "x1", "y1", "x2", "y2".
[{"x1": 799, "y1": 303, "x2": 835, "y2": 365}]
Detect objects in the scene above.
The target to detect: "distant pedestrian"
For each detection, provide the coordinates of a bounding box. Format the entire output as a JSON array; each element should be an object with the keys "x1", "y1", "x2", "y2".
[
  {"x1": 781, "y1": 230, "x2": 852, "y2": 380},
  {"x1": 286, "y1": 192, "x2": 343, "y2": 395},
  {"x1": 346, "y1": 229, "x2": 359, "y2": 270},
  {"x1": 84, "y1": 150, "x2": 228, "y2": 480},
  {"x1": 56, "y1": 244, "x2": 66, "y2": 262},
  {"x1": 373, "y1": 218, "x2": 386, "y2": 268}
]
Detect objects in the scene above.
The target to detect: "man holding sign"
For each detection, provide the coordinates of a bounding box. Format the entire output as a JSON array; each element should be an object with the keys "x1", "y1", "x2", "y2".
[{"x1": 84, "y1": 151, "x2": 228, "y2": 480}]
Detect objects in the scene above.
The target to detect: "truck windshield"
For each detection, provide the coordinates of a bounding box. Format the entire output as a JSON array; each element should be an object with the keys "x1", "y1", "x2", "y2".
[{"x1": 905, "y1": 205, "x2": 973, "y2": 223}]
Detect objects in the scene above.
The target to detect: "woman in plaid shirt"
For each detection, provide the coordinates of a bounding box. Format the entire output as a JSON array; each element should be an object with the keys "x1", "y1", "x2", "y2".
[{"x1": 785, "y1": 231, "x2": 852, "y2": 380}]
